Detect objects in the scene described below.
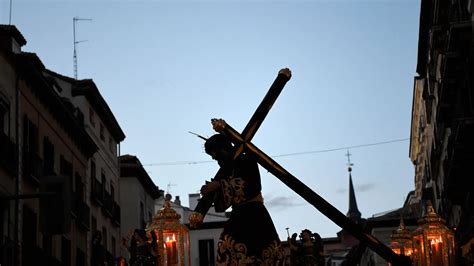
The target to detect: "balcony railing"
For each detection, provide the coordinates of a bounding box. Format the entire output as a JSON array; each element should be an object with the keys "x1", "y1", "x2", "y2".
[{"x1": 0, "y1": 132, "x2": 17, "y2": 176}]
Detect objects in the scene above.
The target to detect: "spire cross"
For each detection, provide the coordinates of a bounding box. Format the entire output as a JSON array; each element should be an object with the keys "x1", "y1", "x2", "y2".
[
  {"x1": 346, "y1": 150, "x2": 354, "y2": 172},
  {"x1": 206, "y1": 69, "x2": 408, "y2": 265}
]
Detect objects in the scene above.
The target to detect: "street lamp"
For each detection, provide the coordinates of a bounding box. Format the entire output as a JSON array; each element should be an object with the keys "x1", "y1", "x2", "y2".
[
  {"x1": 412, "y1": 201, "x2": 455, "y2": 266},
  {"x1": 147, "y1": 194, "x2": 190, "y2": 266},
  {"x1": 390, "y1": 217, "x2": 413, "y2": 265}
]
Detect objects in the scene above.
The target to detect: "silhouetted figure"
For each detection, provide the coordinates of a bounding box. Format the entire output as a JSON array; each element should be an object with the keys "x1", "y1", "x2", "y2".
[
  {"x1": 288, "y1": 229, "x2": 325, "y2": 266},
  {"x1": 189, "y1": 133, "x2": 285, "y2": 265},
  {"x1": 129, "y1": 229, "x2": 157, "y2": 266},
  {"x1": 288, "y1": 233, "x2": 299, "y2": 266}
]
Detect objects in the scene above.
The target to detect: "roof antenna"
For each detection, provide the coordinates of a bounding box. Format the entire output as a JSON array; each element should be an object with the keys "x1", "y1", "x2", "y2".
[
  {"x1": 188, "y1": 131, "x2": 208, "y2": 141},
  {"x1": 73, "y1": 17, "x2": 92, "y2": 79}
]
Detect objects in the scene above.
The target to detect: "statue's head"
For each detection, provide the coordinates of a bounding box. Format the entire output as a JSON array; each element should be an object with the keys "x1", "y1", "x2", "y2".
[
  {"x1": 204, "y1": 134, "x2": 233, "y2": 166},
  {"x1": 300, "y1": 229, "x2": 313, "y2": 241}
]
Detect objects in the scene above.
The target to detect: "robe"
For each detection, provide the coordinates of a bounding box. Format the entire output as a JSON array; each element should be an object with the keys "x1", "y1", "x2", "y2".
[{"x1": 195, "y1": 153, "x2": 285, "y2": 265}]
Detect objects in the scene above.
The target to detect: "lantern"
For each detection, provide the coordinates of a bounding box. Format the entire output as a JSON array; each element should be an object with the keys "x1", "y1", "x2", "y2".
[
  {"x1": 147, "y1": 194, "x2": 190, "y2": 266},
  {"x1": 390, "y1": 217, "x2": 413, "y2": 259},
  {"x1": 412, "y1": 201, "x2": 455, "y2": 266}
]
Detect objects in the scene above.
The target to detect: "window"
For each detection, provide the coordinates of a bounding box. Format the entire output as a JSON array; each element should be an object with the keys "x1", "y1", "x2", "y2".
[
  {"x1": 43, "y1": 234, "x2": 52, "y2": 256},
  {"x1": 110, "y1": 183, "x2": 115, "y2": 201},
  {"x1": 22, "y1": 115, "x2": 39, "y2": 178},
  {"x1": 89, "y1": 107, "x2": 95, "y2": 127},
  {"x1": 101, "y1": 169, "x2": 106, "y2": 188},
  {"x1": 90, "y1": 160, "x2": 96, "y2": 192},
  {"x1": 102, "y1": 227, "x2": 108, "y2": 251},
  {"x1": 43, "y1": 137, "x2": 55, "y2": 175},
  {"x1": 100, "y1": 124, "x2": 105, "y2": 141},
  {"x1": 199, "y1": 239, "x2": 215, "y2": 266},
  {"x1": 111, "y1": 236, "x2": 116, "y2": 257},
  {"x1": 75, "y1": 172, "x2": 84, "y2": 199},
  {"x1": 140, "y1": 202, "x2": 145, "y2": 229},
  {"x1": 0, "y1": 95, "x2": 9, "y2": 135},
  {"x1": 76, "y1": 247, "x2": 85, "y2": 266},
  {"x1": 91, "y1": 216, "x2": 97, "y2": 234},
  {"x1": 22, "y1": 206, "x2": 37, "y2": 265},
  {"x1": 75, "y1": 108, "x2": 84, "y2": 126},
  {"x1": 108, "y1": 137, "x2": 114, "y2": 153},
  {"x1": 61, "y1": 236, "x2": 71, "y2": 265},
  {"x1": 60, "y1": 155, "x2": 72, "y2": 178}
]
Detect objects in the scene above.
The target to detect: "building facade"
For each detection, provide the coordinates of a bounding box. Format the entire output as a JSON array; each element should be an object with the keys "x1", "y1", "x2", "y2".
[
  {"x1": 409, "y1": 0, "x2": 473, "y2": 262},
  {"x1": 0, "y1": 25, "x2": 99, "y2": 265},
  {"x1": 43, "y1": 70, "x2": 126, "y2": 265},
  {"x1": 1, "y1": 24, "x2": 130, "y2": 265}
]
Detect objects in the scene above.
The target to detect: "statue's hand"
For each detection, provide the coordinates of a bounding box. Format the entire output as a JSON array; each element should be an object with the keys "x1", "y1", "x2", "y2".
[
  {"x1": 211, "y1": 118, "x2": 226, "y2": 132},
  {"x1": 200, "y1": 181, "x2": 220, "y2": 196},
  {"x1": 189, "y1": 212, "x2": 204, "y2": 228}
]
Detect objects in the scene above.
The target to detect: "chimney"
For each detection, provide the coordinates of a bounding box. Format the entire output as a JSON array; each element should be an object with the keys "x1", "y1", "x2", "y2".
[
  {"x1": 188, "y1": 193, "x2": 201, "y2": 210},
  {"x1": 0, "y1": 25, "x2": 27, "y2": 54},
  {"x1": 174, "y1": 195, "x2": 181, "y2": 206}
]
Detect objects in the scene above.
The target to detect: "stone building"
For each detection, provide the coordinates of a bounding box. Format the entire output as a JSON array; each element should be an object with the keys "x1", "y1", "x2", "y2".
[
  {"x1": 409, "y1": 0, "x2": 473, "y2": 262},
  {"x1": 43, "y1": 69, "x2": 126, "y2": 265},
  {"x1": 1, "y1": 24, "x2": 129, "y2": 265},
  {"x1": 0, "y1": 25, "x2": 99, "y2": 265}
]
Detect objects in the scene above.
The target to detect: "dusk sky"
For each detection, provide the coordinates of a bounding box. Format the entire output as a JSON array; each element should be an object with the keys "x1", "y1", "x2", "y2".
[{"x1": 1, "y1": 0, "x2": 420, "y2": 239}]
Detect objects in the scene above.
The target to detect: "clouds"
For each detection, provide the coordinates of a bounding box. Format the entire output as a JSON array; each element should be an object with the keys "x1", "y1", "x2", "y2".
[
  {"x1": 265, "y1": 195, "x2": 305, "y2": 211},
  {"x1": 336, "y1": 183, "x2": 376, "y2": 194}
]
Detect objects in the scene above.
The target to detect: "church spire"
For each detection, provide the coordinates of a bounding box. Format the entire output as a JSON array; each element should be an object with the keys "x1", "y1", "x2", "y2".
[{"x1": 345, "y1": 151, "x2": 361, "y2": 221}]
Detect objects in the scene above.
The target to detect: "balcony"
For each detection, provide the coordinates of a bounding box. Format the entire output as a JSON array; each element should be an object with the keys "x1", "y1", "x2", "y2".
[
  {"x1": 91, "y1": 178, "x2": 104, "y2": 206},
  {"x1": 0, "y1": 132, "x2": 17, "y2": 176}
]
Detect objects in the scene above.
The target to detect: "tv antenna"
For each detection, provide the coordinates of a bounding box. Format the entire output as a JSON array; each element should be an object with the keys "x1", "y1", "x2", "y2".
[
  {"x1": 73, "y1": 17, "x2": 92, "y2": 79},
  {"x1": 166, "y1": 182, "x2": 177, "y2": 195}
]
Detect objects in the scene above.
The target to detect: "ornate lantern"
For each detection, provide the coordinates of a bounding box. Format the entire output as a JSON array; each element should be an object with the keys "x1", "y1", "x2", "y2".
[
  {"x1": 412, "y1": 201, "x2": 455, "y2": 266},
  {"x1": 390, "y1": 217, "x2": 413, "y2": 259},
  {"x1": 147, "y1": 194, "x2": 190, "y2": 266}
]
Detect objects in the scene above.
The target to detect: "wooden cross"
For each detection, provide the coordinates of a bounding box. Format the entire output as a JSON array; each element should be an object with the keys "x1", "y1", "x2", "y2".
[{"x1": 209, "y1": 69, "x2": 410, "y2": 265}]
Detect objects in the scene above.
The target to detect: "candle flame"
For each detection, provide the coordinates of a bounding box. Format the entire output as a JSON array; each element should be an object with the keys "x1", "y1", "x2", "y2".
[
  {"x1": 165, "y1": 234, "x2": 177, "y2": 243},
  {"x1": 430, "y1": 236, "x2": 443, "y2": 245}
]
